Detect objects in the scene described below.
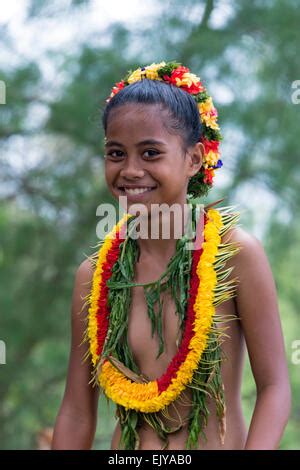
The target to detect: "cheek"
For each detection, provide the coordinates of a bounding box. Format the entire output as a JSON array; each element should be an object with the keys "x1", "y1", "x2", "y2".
[
  {"x1": 158, "y1": 160, "x2": 187, "y2": 183},
  {"x1": 104, "y1": 161, "x2": 116, "y2": 184}
]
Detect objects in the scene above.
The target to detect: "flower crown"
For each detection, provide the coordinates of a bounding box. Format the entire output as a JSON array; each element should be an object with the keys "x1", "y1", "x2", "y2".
[{"x1": 105, "y1": 61, "x2": 223, "y2": 198}]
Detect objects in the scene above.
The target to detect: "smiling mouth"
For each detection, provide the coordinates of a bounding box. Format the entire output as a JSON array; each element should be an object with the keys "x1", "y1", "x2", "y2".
[{"x1": 117, "y1": 186, "x2": 157, "y2": 195}]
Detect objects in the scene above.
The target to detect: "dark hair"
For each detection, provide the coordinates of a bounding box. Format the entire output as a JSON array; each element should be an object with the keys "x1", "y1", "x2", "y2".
[{"x1": 102, "y1": 79, "x2": 203, "y2": 151}]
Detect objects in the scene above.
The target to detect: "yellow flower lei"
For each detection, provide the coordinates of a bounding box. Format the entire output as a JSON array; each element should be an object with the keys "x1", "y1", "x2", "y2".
[
  {"x1": 87, "y1": 215, "x2": 132, "y2": 366},
  {"x1": 87, "y1": 208, "x2": 223, "y2": 413}
]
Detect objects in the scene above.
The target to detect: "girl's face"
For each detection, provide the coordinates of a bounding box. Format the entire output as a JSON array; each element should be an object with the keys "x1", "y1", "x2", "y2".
[{"x1": 104, "y1": 103, "x2": 203, "y2": 211}]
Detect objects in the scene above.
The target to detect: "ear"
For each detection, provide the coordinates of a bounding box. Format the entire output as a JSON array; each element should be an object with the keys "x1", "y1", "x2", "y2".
[{"x1": 186, "y1": 142, "x2": 204, "y2": 178}]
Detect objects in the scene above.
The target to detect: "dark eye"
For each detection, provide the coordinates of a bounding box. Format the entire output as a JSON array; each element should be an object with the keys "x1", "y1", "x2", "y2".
[
  {"x1": 144, "y1": 149, "x2": 159, "y2": 158},
  {"x1": 105, "y1": 150, "x2": 124, "y2": 159}
]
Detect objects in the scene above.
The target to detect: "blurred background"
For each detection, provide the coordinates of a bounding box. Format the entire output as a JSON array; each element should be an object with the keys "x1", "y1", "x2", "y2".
[{"x1": 0, "y1": 0, "x2": 299, "y2": 450}]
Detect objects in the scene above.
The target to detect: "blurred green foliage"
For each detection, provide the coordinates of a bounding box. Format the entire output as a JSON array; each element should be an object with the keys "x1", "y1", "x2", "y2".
[{"x1": 0, "y1": 0, "x2": 299, "y2": 449}]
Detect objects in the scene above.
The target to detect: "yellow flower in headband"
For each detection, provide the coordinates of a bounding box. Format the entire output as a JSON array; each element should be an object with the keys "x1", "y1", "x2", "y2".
[
  {"x1": 204, "y1": 150, "x2": 219, "y2": 167},
  {"x1": 145, "y1": 61, "x2": 166, "y2": 80},
  {"x1": 175, "y1": 72, "x2": 201, "y2": 88},
  {"x1": 128, "y1": 62, "x2": 167, "y2": 83},
  {"x1": 198, "y1": 98, "x2": 220, "y2": 130},
  {"x1": 202, "y1": 114, "x2": 220, "y2": 130},
  {"x1": 127, "y1": 68, "x2": 144, "y2": 84},
  {"x1": 199, "y1": 97, "x2": 215, "y2": 114}
]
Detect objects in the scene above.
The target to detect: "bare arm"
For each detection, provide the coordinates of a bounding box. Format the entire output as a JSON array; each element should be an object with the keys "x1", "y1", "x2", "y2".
[
  {"x1": 230, "y1": 228, "x2": 291, "y2": 450},
  {"x1": 52, "y1": 259, "x2": 99, "y2": 449}
]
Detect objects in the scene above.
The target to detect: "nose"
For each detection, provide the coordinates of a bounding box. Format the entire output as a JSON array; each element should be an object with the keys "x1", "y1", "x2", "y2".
[{"x1": 119, "y1": 156, "x2": 145, "y2": 179}]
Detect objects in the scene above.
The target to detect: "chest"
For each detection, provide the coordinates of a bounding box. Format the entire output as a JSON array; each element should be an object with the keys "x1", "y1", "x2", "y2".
[
  {"x1": 126, "y1": 258, "x2": 243, "y2": 382},
  {"x1": 127, "y1": 283, "x2": 181, "y2": 379}
]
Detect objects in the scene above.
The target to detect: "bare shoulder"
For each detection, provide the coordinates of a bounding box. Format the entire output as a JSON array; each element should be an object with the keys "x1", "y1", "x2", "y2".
[
  {"x1": 222, "y1": 226, "x2": 270, "y2": 284},
  {"x1": 223, "y1": 225, "x2": 262, "y2": 254},
  {"x1": 222, "y1": 225, "x2": 281, "y2": 333},
  {"x1": 75, "y1": 258, "x2": 95, "y2": 285},
  {"x1": 72, "y1": 258, "x2": 95, "y2": 307},
  {"x1": 72, "y1": 258, "x2": 95, "y2": 320}
]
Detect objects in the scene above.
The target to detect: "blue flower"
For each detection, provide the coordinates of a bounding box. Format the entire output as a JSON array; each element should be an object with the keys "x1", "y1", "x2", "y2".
[{"x1": 213, "y1": 159, "x2": 223, "y2": 169}]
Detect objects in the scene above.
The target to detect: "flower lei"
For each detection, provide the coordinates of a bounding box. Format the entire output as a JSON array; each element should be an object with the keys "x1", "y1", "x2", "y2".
[
  {"x1": 105, "y1": 61, "x2": 223, "y2": 197},
  {"x1": 87, "y1": 208, "x2": 221, "y2": 412},
  {"x1": 83, "y1": 202, "x2": 240, "y2": 449}
]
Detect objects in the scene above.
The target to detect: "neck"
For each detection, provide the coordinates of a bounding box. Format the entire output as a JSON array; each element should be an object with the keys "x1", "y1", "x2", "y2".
[{"x1": 134, "y1": 199, "x2": 193, "y2": 262}]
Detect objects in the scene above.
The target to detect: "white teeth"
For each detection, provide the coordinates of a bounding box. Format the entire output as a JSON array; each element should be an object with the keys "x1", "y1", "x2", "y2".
[{"x1": 123, "y1": 187, "x2": 154, "y2": 195}]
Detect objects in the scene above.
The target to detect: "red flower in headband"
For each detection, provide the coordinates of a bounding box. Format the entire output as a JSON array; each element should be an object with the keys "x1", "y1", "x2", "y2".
[
  {"x1": 163, "y1": 66, "x2": 204, "y2": 95},
  {"x1": 201, "y1": 138, "x2": 220, "y2": 154}
]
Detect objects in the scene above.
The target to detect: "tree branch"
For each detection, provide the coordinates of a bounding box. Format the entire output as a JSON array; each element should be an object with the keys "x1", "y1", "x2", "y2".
[{"x1": 201, "y1": 0, "x2": 214, "y2": 29}]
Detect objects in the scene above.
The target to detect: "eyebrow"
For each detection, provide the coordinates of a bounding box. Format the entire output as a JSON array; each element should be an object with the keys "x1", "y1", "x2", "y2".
[{"x1": 104, "y1": 139, "x2": 167, "y2": 148}]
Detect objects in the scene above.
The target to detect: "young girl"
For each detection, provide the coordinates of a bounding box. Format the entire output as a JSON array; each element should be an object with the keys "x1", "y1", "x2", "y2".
[{"x1": 52, "y1": 61, "x2": 291, "y2": 450}]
